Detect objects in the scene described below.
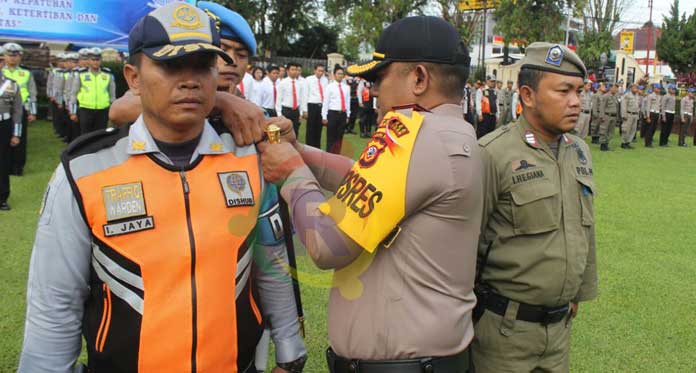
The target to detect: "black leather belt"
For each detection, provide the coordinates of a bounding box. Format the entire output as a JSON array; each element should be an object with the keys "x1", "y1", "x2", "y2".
[
  {"x1": 481, "y1": 291, "x2": 569, "y2": 325},
  {"x1": 607, "y1": 113, "x2": 617, "y2": 117},
  {"x1": 327, "y1": 347, "x2": 470, "y2": 373},
  {"x1": 582, "y1": 110, "x2": 591, "y2": 114},
  {"x1": 628, "y1": 112, "x2": 639, "y2": 115}
]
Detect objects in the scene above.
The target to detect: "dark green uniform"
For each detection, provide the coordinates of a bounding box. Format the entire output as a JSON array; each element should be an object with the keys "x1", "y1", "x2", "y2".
[{"x1": 473, "y1": 43, "x2": 598, "y2": 373}]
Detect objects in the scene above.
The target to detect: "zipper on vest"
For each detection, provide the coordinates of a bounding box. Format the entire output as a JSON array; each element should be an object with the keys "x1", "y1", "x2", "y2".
[{"x1": 180, "y1": 170, "x2": 198, "y2": 373}]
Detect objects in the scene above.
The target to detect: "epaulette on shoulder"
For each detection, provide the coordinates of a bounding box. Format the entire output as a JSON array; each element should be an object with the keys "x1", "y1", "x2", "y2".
[
  {"x1": 101, "y1": 67, "x2": 112, "y2": 73},
  {"x1": 62, "y1": 126, "x2": 128, "y2": 161},
  {"x1": 74, "y1": 67, "x2": 87, "y2": 72},
  {"x1": 478, "y1": 124, "x2": 511, "y2": 147},
  {"x1": 19, "y1": 65, "x2": 30, "y2": 70}
]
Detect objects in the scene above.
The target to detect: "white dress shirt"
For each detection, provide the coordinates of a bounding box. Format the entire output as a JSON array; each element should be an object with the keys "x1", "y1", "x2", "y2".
[
  {"x1": 305, "y1": 74, "x2": 328, "y2": 104},
  {"x1": 248, "y1": 78, "x2": 265, "y2": 108},
  {"x1": 237, "y1": 72, "x2": 254, "y2": 100},
  {"x1": 257, "y1": 76, "x2": 277, "y2": 110},
  {"x1": 276, "y1": 77, "x2": 308, "y2": 115},
  {"x1": 322, "y1": 80, "x2": 351, "y2": 120}
]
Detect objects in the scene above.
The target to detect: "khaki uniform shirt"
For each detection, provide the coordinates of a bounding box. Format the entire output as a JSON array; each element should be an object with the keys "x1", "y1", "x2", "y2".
[
  {"x1": 621, "y1": 93, "x2": 640, "y2": 118},
  {"x1": 647, "y1": 92, "x2": 662, "y2": 114},
  {"x1": 600, "y1": 92, "x2": 619, "y2": 117},
  {"x1": 281, "y1": 104, "x2": 483, "y2": 359},
  {"x1": 478, "y1": 117, "x2": 598, "y2": 307},
  {"x1": 591, "y1": 92, "x2": 602, "y2": 117},
  {"x1": 580, "y1": 90, "x2": 592, "y2": 113}
]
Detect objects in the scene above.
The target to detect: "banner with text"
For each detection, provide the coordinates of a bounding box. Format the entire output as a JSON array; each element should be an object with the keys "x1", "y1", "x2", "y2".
[{"x1": 0, "y1": 0, "x2": 195, "y2": 49}]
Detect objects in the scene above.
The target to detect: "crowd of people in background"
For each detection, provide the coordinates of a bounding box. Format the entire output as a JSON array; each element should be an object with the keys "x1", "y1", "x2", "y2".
[
  {"x1": 461, "y1": 74, "x2": 696, "y2": 150},
  {"x1": 236, "y1": 61, "x2": 377, "y2": 153}
]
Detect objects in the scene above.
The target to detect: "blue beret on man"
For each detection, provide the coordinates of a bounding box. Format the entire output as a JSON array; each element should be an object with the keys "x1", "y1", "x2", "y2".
[{"x1": 197, "y1": 1, "x2": 257, "y2": 56}]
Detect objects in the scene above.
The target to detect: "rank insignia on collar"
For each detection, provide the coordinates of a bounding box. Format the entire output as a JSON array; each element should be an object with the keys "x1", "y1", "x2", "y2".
[
  {"x1": 101, "y1": 182, "x2": 155, "y2": 237},
  {"x1": 219, "y1": 171, "x2": 255, "y2": 207},
  {"x1": 131, "y1": 140, "x2": 146, "y2": 151},
  {"x1": 563, "y1": 134, "x2": 573, "y2": 144},
  {"x1": 524, "y1": 130, "x2": 540, "y2": 147},
  {"x1": 210, "y1": 142, "x2": 223, "y2": 152}
]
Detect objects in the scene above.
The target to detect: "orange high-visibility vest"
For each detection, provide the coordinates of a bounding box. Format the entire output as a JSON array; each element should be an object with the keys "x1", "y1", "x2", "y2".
[
  {"x1": 362, "y1": 85, "x2": 370, "y2": 102},
  {"x1": 516, "y1": 102, "x2": 523, "y2": 115},
  {"x1": 481, "y1": 95, "x2": 491, "y2": 114}
]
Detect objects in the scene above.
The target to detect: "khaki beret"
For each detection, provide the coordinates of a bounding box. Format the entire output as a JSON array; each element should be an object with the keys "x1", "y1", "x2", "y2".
[{"x1": 520, "y1": 42, "x2": 586, "y2": 78}]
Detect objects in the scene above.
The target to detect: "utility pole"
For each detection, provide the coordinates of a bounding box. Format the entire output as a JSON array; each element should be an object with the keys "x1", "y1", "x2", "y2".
[
  {"x1": 645, "y1": 0, "x2": 653, "y2": 77},
  {"x1": 564, "y1": 1, "x2": 572, "y2": 46}
]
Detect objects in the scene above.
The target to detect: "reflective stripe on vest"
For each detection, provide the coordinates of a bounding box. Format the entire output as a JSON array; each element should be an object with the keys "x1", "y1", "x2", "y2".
[
  {"x1": 73, "y1": 151, "x2": 263, "y2": 370},
  {"x1": 2, "y1": 67, "x2": 30, "y2": 103},
  {"x1": 77, "y1": 71, "x2": 111, "y2": 109}
]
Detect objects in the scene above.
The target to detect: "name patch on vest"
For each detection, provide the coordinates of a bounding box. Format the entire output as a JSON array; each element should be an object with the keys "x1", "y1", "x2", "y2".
[
  {"x1": 102, "y1": 182, "x2": 154, "y2": 236},
  {"x1": 218, "y1": 171, "x2": 255, "y2": 207},
  {"x1": 512, "y1": 170, "x2": 546, "y2": 184},
  {"x1": 104, "y1": 216, "x2": 155, "y2": 237}
]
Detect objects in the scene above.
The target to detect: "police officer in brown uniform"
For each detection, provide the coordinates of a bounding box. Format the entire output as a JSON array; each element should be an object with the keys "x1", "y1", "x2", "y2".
[
  {"x1": 258, "y1": 16, "x2": 481, "y2": 373},
  {"x1": 475, "y1": 43, "x2": 597, "y2": 373}
]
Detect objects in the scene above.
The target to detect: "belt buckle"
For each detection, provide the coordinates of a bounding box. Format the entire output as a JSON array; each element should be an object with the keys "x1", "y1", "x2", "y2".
[{"x1": 541, "y1": 306, "x2": 569, "y2": 325}]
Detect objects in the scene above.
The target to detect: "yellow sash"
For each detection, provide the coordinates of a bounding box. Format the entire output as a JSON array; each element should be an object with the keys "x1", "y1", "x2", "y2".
[{"x1": 319, "y1": 110, "x2": 425, "y2": 252}]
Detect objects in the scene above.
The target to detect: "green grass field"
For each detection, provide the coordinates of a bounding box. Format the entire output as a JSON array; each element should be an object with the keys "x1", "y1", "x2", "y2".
[{"x1": 1, "y1": 120, "x2": 695, "y2": 372}]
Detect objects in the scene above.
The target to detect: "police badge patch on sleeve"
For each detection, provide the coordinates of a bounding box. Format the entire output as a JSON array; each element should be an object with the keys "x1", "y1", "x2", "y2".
[
  {"x1": 101, "y1": 182, "x2": 155, "y2": 237},
  {"x1": 218, "y1": 171, "x2": 255, "y2": 207}
]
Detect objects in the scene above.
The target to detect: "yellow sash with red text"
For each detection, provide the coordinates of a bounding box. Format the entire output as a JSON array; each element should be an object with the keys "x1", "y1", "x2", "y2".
[{"x1": 319, "y1": 110, "x2": 425, "y2": 252}]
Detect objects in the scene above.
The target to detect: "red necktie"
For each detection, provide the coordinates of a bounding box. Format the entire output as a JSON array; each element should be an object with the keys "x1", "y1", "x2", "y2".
[
  {"x1": 292, "y1": 80, "x2": 298, "y2": 110},
  {"x1": 318, "y1": 80, "x2": 324, "y2": 102},
  {"x1": 339, "y1": 82, "x2": 346, "y2": 112},
  {"x1": 239, "y1": 80, "x2": 245, "y2": 96},
  {"x1": 273, "y1": 82, "x2": 277, "y2": 105}
]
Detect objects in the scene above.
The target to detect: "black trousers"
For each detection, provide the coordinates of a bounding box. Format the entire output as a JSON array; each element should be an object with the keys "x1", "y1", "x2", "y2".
[
  {"x1": 659, "y1": 112, "x2": 674, "y2": 146},
  {"x1": 477, "y1": 113, "x2": 497, "y2": 139},
  {"x1": 51, "y1": 101, "x2": 63, "y2": 137},
  {"x1": 263, "y1": 108, "x2": 278, "y2": 118},
  {"x1": 679, "y1": 114, "x2": 692, "y2": 146},
  {"x1": 326, "y1": 110, "x2": 347, "y2": 154},
  {"x1": 78, "y1": 107, "x2": 109, "y2": 136},
  {"x1": 645, "y1": 112, "x2": 660, "y2": 146},
  {"x1": 0, "y1": 119, "x2": 12, "y2": 202},
  {"x1": 359, "y1": 104, "x2": 376, "y2": 135},
  {"x1": 9, "y1": 109, "x2": 28, "y2": 173},
  {"x1": 306, "y1": 103, "x2": 323, "y2": 148},
  {"x1": 281, "y1": 107, "x2": 301, "y2": 139},
  {"x1": 67, "y1": 109, "x2": 81, "y2": 143},
  {"x1": 346, "y1": 99, "x2": 359, "y2": 132}
]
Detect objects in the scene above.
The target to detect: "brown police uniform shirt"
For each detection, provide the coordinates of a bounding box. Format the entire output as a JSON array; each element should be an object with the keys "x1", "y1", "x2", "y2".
[
  {"x1": 280, "y1": 104, "x2": 483, "y2": 360},
  {"x1": 478, "y1": 117, "x2": 598, "y2": 307}
]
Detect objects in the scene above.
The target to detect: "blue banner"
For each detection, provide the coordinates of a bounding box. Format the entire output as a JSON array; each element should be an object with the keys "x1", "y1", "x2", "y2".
[{"x1": 0, "y1": 0, "x2": 196, "y2": 49}]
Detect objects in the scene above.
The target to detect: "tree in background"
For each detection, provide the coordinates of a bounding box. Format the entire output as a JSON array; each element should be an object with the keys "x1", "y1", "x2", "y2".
[
  {"x1": 575, "y1": 0, "x2": 631, "y2": 69},
  {"x1": 325, "y1": 0, "x2": 428, "y2": 60},
  {"x1": 656, "y1": 0, "x2": 696, "y2": 82},
  {"x1": 436, "y1": 0, "x2": 482, "y2": 47},
  {"x1": 493, "y1": 0, "x2": 564, "y2": 62},
  {"x1": 277, "y1": 24, "x2": 339, "y2": 59}
]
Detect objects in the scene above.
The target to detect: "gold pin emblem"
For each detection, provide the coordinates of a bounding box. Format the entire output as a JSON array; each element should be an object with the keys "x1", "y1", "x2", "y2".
[
  {"x1": 210, "y1": 142, "x2": 223, "y2": 152},
  {"x1": 131, "y1": 140, "x2": 146, "y2": 151}
]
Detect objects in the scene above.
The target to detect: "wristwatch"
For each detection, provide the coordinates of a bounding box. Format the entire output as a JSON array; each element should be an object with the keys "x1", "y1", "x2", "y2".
[{"x1": 276, "y1": 354, "x2": 307, "y2": 373}]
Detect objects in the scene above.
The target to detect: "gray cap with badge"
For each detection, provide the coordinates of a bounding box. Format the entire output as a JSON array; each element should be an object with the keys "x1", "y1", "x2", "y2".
[{"x1": 520, "y1": 42, "x2": 586, "y2": 78}]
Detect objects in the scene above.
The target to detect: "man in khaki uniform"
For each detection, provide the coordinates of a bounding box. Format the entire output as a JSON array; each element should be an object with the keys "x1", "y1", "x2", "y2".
[
  {"x1": 589, "y1": 83, "x2": 604, "y2": 144},
  {"x1": 475, "y1": 42, "x2": 597, "y2": 373},
  {"x1": 258, "y1": 16, "x2": 481, "y2": 372},
  {"x1": 575, "y1": 80, "x2": 592, "y2": 138},
  {"x1": 620, "y1": 84, "x2": 640, "y2": 149},
  {"x1": 599, "y1": 83, "x2": 619, "y2": 151}
]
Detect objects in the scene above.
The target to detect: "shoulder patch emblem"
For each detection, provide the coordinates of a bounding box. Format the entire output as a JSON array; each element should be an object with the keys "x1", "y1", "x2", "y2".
[{"x1": 219, "y1": 171, "x2": 255, "y2": 207}]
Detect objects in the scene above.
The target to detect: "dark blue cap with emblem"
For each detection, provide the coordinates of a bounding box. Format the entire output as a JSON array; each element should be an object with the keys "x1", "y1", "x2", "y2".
[
  {"x1": 128, "y1": 2, "x2": 233, "y2": 64},
  {"x1": 197, "y1": 1, "x2": 257, "y2": 56}
]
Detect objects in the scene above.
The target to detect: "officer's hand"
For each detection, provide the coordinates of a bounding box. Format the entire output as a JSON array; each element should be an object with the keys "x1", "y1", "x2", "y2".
[
  {"x1": 302, "y1": 112, "x2": 308, "y2": 120},
  {"x1": 58, "y1": 103, "x2": 63, "y2": 109},
  {"x1": 478, "y1": 115, "x2": 483, "y2": 122},
  {"x1": 10, "y1": 136, "x2": 20, "y2": 147},
  {"x1": 257, "y1": 141, "x2": 305, "y2": 185},
  {"x1": 27, "y1": 114, "x2": 36, "y2": 123},
  {"x1": 216, "y1": 91, "x2": 265, "y2": 146},
  {"x1": 70, "y1": 114, "x2": 78, "y2": 122},
  {"x1": 322, "y1": 119, "x2": 328, "y2": 126},
  {"x1": 570, "y1": 302, "x2": 579, "y2": 318}
]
